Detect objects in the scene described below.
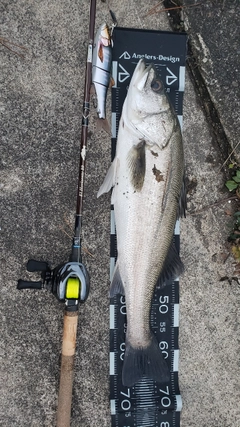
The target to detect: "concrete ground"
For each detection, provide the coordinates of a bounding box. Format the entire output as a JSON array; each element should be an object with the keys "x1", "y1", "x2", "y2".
[{"x1": 0, "y1": 1, "x2": 239, "y2": 426}]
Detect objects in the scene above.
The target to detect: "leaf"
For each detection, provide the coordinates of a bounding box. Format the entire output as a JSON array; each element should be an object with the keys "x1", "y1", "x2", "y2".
[
  {"x1": 225, "y1": 180, "x2": 238, "y2": 191},
  {"x1": 232, "y1": 175, "x2": 240, "y2": 183},
  {"x1": 236, "y1": 170, "x2": 240, "y2": 178},
  {"x1": 229, "y1": 233, "x2": 240, "y2": 241},
  {"x1": 228, "y1": 163, "x2": 235, "y2": 169},
  {"x1": 232, "y1": 245, "x2": 240, "y2": 262},
  {"x1": 234, "y1": 211, "x2": 240, "y2": 217}
]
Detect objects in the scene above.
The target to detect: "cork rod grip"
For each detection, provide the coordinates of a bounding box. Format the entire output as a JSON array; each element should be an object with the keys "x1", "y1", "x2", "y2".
[{"x1": 56, "y1": 311, "x2": 78, "y2": 427}]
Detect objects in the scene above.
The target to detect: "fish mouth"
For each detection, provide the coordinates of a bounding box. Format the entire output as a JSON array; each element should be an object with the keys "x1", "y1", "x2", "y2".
[{"x1": 130, "y1": 59, "x2": 155, "y2": 92}]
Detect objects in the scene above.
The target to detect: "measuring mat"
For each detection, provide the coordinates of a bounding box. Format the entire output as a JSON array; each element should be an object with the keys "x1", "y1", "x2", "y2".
[{"x1": 109, "y1": 27, "x2": 187, "y2": 427}]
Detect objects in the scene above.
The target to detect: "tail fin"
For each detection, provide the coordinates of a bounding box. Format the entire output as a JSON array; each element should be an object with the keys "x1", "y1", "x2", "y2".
[
  {"x1": 96, "y1": 117, "x2": 111, "y2": 134},
  {"x1": 122, "y1": 335, "x2": 170, "y2": 387}
]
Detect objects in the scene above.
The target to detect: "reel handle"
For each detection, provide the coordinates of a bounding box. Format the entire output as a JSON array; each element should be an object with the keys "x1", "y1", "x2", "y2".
[
  {"x1": 17, "y1": 280, "x2": 42, "y2": 290},
  {"x1": 27, "y1": 259, "x2": 50, "y2": 272}
]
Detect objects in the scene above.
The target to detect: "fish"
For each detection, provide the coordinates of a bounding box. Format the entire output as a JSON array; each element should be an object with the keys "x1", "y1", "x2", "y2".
[
  {"x1": 92, "y1": 23, "x2": 113, "y2": 134},
  {"x1": 97, "y1": 59, "x2": 186, "y2": 387}
]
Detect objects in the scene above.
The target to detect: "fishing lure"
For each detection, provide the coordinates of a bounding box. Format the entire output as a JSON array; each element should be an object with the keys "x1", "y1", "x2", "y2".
[{"x1": 92, "y1": 23, "x2": 113, "y2": 134}]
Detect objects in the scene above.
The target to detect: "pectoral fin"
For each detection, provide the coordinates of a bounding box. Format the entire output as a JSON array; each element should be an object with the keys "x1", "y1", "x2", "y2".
[{"x1": 127, "y1": 140, "x2": 146, "y2": 191}]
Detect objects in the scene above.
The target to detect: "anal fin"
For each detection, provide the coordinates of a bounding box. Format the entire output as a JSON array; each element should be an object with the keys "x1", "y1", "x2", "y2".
[{"x1": 110, "y1": 262, "x2": 125, "y2": 297}]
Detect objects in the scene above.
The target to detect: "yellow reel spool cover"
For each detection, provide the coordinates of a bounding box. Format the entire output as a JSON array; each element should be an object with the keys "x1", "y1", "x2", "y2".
[{"x1": 66, "y1": 278, "x2": 80, "y2": 299}]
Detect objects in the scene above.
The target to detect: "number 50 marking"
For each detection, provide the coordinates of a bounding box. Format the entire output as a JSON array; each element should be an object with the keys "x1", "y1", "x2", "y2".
[{"x1": 159, "y1": 295, "x2": 169, "y2": 314}]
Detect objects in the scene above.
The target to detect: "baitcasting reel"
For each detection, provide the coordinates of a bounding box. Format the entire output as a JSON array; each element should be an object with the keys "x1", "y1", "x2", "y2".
[{"x1": 17, "y1": 259, "x2": 90, "y2": 310}]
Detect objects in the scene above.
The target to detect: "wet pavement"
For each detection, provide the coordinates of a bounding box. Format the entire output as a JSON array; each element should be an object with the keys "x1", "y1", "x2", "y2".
[{"x1": 0, "y1": 1, "x2": 239, "y2": 426}]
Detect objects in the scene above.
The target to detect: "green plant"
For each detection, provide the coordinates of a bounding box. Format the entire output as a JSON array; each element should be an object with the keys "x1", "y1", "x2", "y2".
[
  {"x1": 232, "y1": 244, "x2": 240, "y2": 264},
  {"x1": 225, "y1": 167, "x2": 240, "y2": 269},
  {"x1": 225, "y1": 169, "x2": 240, "y2": 192},
  {"x1": 228, "y1": 211, "x2": 240, "y2": 241}
]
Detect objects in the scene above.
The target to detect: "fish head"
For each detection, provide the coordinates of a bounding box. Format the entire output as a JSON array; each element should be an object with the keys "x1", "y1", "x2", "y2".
[{"x1": 124, "y1": 59, "x2": 175, "y2": 147}]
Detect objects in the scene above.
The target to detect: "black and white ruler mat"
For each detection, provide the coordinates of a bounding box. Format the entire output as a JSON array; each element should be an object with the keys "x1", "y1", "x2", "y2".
[{"x1": 109, "y1": 27, "x2": 187, "y2": 427}]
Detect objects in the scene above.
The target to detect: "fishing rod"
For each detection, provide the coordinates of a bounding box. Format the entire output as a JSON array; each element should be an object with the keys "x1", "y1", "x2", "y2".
[
  {"x1": 17, "y1": 0, "x2": 97, "y2": 426},
  {"x1": 72, "y1": 0, "x2": 96, "y2": 265}
]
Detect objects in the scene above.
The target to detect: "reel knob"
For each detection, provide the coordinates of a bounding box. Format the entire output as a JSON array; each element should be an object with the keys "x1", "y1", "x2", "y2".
[{"x1": 17, "y1": 280, "x2": 43, "y2": 290}]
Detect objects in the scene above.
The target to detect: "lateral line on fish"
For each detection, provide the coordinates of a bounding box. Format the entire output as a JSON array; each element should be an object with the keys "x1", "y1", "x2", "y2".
[
  {"x1": 161, "y1": 162, "x2": 171, "y2": 213},
  {"x1": 160, "y1": 124, "x2": 178, "y2": 211}
]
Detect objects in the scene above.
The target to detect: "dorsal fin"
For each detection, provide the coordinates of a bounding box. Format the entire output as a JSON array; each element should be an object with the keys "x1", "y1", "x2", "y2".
[
  {"x1": 157, "y1": 241, "x2": 184, "y2": 288},
  {"x1": 178, "y1": 172, "x2": 187, "y2": 219}
]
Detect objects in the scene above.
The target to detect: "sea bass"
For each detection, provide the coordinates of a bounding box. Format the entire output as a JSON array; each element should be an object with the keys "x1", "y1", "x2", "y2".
[
  {"x1": 98, "y1": 59, "x2": 186, "y2": 387},
  {"x1": 92, "y1": 23, "x2": 112, "y2": 134}
]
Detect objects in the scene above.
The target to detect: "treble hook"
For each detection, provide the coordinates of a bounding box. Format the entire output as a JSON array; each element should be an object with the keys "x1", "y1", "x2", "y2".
[{"x1": 109, "y1": 9, "x2": 118, "y2": 36}]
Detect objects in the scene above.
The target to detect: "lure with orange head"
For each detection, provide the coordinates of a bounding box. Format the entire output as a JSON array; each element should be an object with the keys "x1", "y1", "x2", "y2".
[{"x1": 92, "y1": 23, "x2": 114, "y2": 134}]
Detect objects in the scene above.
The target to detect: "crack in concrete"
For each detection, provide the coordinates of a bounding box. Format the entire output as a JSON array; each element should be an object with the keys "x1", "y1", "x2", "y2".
[{"x1": 163, "y1": 0, "x2": 234, "y2": 173}]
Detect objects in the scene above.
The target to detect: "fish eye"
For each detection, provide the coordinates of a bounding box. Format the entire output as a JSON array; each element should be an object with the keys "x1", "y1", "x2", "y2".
[{"x1": 151, "y1": 79, "x2": 162, "y2": 92}]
